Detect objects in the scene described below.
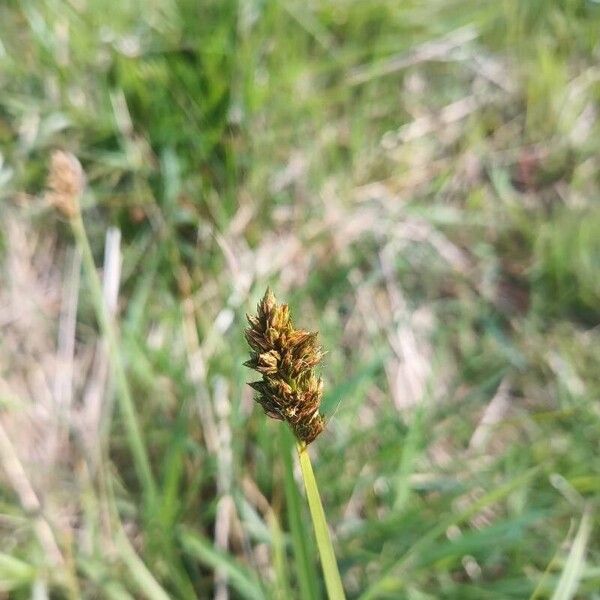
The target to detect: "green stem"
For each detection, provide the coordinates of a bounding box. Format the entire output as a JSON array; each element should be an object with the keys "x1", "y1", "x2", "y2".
[
  {"x1": 282, "y1": 428, "x2": 320, "y2": 600},
  {"x1": 70, "y1": 213, "x2": 156, "y2": 505},
  {"x1": 297, "y1": 442, "x2": 346, "y2": 600}
]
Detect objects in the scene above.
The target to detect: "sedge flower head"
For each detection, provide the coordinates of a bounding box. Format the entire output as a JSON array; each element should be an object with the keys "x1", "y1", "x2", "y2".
[{"x1": 244, "y1": 289, "x2": 325, "y2": 444}]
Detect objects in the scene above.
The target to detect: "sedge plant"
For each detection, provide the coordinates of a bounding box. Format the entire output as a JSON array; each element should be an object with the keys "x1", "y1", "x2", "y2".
[
  {"x1": 46, "y1": 150, "x2": 156, "y2": 505},
  {"x1": 245, "y1": 289, "x2": 346, "y2": 600},
  {"x1": 46, "y1": 151, "x2": 172, "y2": 599}
]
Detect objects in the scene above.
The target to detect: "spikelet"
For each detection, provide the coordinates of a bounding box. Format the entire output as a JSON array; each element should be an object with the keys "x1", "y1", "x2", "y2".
[
  {"x1": 244, "y1": 289, "x2": 325, "y2": 444},
  {"x1": 46, "y1": 150, "x2": 85, "y2": 219}
]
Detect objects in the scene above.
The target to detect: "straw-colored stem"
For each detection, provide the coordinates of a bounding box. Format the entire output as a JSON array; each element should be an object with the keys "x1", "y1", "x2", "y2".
[
  {"x1": 70, "y1": 213, "x2": 156, "y2": 505},
  {"x1": 297, "y1": 442, "x2": 346, "y2": 600}
]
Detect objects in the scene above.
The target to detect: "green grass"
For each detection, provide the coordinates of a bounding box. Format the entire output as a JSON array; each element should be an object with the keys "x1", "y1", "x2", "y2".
[{"x1": 1, "y1": 0, "x2": 599, "y2": 598}]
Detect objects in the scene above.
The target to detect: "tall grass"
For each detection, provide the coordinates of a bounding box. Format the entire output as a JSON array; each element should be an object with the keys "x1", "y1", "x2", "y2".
[{"x1": 0, "y1": 0, "x2": 599, "y2": 598}]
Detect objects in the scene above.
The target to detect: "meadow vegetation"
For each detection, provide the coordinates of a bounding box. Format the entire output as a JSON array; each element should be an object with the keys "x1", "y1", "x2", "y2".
[{"x1": 0, "y1": 0, "x2": 599, "y2": 598}]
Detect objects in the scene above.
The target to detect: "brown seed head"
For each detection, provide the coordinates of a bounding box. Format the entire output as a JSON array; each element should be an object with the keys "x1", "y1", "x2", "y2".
[
  {"x1": 46, "y1": 150, "x2": 85, "y2": 219},
  {"x1": 244, "y1": 289, "x2": 325, "y2": 444}
]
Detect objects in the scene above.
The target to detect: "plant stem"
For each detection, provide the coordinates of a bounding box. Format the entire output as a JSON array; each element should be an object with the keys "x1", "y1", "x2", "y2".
[
  {"x1": 297, "y1": 442, "x2": 346, "y2": 600},
  {"x1": 70, "y1": 213, "x2": 157, "y2": 506},
  {"x1": 282, "y1": 428, "x2": 320, "y2": 600}
]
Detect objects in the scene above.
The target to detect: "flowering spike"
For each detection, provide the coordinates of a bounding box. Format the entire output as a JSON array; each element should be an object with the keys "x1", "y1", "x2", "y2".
[
  {"x1": 244, "y1": 289, "x2": 325, "y2": 444},
  {"x1": 46, "y1": 150, "x2": 85, "y2": 219}
]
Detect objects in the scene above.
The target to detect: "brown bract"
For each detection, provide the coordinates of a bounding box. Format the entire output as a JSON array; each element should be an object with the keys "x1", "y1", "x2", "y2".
[{"x1": 244, "y1": 289, "x2": 325, "y2": 444}]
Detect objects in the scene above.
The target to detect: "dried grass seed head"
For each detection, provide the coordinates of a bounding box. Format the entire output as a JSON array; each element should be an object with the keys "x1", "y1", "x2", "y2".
[
  {"x1": 46, "y1": 150, "x2": 85, "y2": 219},
  {"x1": 244, "y1": 288, "x2": 325, "y2": 444}
]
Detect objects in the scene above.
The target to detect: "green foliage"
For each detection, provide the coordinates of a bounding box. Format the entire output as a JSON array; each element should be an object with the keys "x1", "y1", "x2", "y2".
[
  {"x1": 534, "y1": 207, "x2": 600, "y2": 323},
  {"x1": 0, "y1": 0, "x2": 599, "y2": 598},
  {"x1": 0, "y1": 554, "x2": 35, "y2": 593}
]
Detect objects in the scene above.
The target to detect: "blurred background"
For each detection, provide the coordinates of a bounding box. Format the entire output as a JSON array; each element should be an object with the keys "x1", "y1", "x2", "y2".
[{"x1": 1, "y1": 1, "x2": 600, "y2": 598}]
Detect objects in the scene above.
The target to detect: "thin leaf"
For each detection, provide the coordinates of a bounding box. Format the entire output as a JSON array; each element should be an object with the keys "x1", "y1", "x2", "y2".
[
  {"x1": 550, "y1": 506, "x2": 593, "y2": 600},
  {"x1": 268, "y1": 511, "x2": 293, "y2": 600},
  {"x1": 0, "y1": 553, "x2": 35, "y2": 592},
  {"x1": 394, "y1": 406, "x2": 424, "y2": 512},
  {"x1": 116, "y1": 530, "x2": 171, "y2": 600},
  {"x1": 179, "y1": 528, "x2": 265, "y2": 600},
  {"x1": 360, "y1": 466, "x2": 541, "y2": 600}
]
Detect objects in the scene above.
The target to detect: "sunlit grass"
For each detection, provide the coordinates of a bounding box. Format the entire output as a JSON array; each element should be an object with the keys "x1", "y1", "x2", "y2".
[{"x1": 0, "y1": 0, "x2": 599, "y2": 598}]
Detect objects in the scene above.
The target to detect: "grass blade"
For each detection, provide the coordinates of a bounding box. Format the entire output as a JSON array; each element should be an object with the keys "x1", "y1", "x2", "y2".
[
  {"x1": 360, "y1": 466, "x2": 541, "y2": 600},
  {"x1": 550, "y1": 506, "x2": 593, "y2": 600},
  {"x1": 0, "y1": 553, "x2": 35, "y2": 593},
  {"x1": 268, "y1": 510, "x2": 293, "y2": 600},
  {"x1": 394, "y1": 407, "x2": 424, "y2": 512},
  {"x1": 116, "y1": 530, "x2": 170, "y2": 600},
  {"x1": 179, "y1": 528, "x2": 265, "y2": 600}
]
